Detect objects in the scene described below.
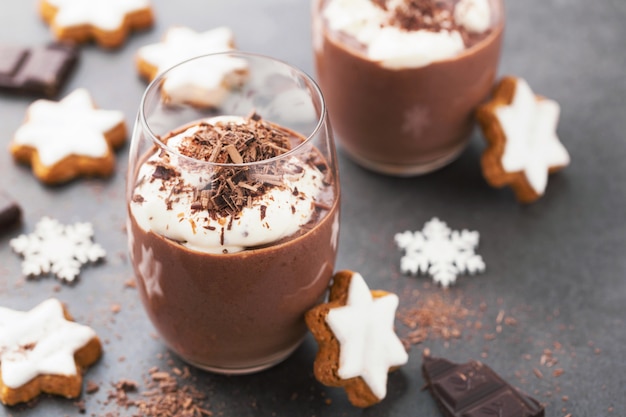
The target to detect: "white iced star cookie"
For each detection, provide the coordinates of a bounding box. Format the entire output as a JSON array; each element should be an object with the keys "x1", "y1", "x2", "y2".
[
  {"x1": 0, "y1": 299, "x2": 102, "y2": 406},
  {"x1": 478, "y1": 76, "x2": 570, "y2": 203},
  {"x1": 136, "y1": 26, "x2": 249, "y2": 107},
  {"x1": 305, "y1": 270, "x2": 408, "y2": 407},
  {"x1": 39, "y1": 0, "x2": 154, "y2": 48},
  {"x1": 10, "y1": 88, "x2": 127, "y2": 185}
]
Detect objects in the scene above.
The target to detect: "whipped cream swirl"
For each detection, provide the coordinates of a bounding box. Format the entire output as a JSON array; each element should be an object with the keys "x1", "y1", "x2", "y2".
[{"x1": 130, "y1": 118, "x2": 328, "y2": 254}]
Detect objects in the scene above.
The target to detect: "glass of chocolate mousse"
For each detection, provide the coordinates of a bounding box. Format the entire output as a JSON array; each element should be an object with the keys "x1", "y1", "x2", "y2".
[
  {"x1": 313, "y1": 0, "x2": 504, "y2": 176},
  {"x1": 126, "y1": 52, "x2": 340, "y2": 374}
]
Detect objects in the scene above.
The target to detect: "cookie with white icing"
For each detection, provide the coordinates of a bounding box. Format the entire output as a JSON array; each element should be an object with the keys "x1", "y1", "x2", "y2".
[
  {"x1": 39, "y1": 0, "x2": 154, "y2": 48},
  {"x1": 10, "y1": 88, "x2": 127, "y2": 185},
  {"x1": 305, "y1": 270, "x2": 409, "y2": 407},
  {"x1": 136, "y1": 26, "x2": 238, "y2": 82},
  {"x1": 477, "y1": 76, "x2": 570, "y2": 203},
  {"x1": 0, "y1": 298, "x2": 102, "y2": 406},
  {"x1": 135, "y1": 26, "x2": 249, "y2": 108}
]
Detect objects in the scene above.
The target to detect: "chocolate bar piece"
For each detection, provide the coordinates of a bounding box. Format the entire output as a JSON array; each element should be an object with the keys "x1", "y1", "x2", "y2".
[
  {"x1": 0, "y1": 191, "x2": 22, "y2": 232},
  {"x1": 422, "y1": 356, "x2": 544, "y2": 417},
  {"x1": 0, "y1": 42, "x2": 78, "y2": 97}
]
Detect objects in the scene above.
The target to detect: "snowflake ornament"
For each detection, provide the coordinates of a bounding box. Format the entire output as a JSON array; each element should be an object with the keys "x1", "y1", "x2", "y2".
[
  {"x1": 395, "y1": 217, "x2": 485, "y2": 287},
  {"x1": 10, "y1": 217, "x2": 106, "y2": 282}
]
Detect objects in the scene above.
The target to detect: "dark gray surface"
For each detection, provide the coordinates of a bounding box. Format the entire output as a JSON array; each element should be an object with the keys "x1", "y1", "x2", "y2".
[{"x1": 0, "y1": 0, "x2": 625, "y2": 416}]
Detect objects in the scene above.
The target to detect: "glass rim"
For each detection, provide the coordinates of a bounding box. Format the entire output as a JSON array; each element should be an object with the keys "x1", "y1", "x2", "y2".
[{"x1": 138, "y1": 51, "x2": 328, "y2": 167}]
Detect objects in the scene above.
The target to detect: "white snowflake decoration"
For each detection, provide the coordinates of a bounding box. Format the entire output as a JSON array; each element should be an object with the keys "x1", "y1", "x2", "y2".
[
  {"x1": 10, "y1": 216, "x2": 106, "y2": 282},
  {"x1": 394, "y1": 217, "x2": 485, "y2": 287}
]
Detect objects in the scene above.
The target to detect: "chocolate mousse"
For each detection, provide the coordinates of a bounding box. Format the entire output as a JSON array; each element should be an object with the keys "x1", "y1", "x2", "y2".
[
  {"x1": 313, "y1": 0, "x2": 504, "y2": 175},
  {"x1": 127, "y1": 114, "x2": 339, "y2": 373}
]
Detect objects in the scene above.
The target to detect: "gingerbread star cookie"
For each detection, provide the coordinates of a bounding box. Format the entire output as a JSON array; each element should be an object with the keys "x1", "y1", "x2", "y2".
[
  {"x1": 477, "y1": 76, "x2": 570, "y2": 203},
  {"x1": 305, "y1": 270, "x2": 409, "y2": 407},
  {"x1": 0, "y1": 298, "x2": 102, "y2": 406},
  {"x1": 136, "y1": 26, "x2": 249, "y2": 107},
  {"x1": 39, "y1": 0, "x2": 154, "y2": 48},
  {"x1": 10, "y1": 88, "x2": 127, "y2": 185}
]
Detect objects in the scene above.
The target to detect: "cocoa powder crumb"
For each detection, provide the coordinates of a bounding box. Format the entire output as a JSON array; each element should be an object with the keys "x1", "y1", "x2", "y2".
[
  {"x1": 397, "y1": 292, "x2": 471, "y2": 345},
  {"x1": 85, "y1": 380, "x2": 100, "y2": 394},
  {"x1": 104, "y1": 362, "x2": 211, "y2": 417}
]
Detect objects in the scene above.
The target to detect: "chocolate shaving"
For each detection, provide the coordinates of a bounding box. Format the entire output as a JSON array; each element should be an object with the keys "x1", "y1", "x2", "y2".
[
  {"x1": 382, "y1": 0, "x2": 492, "y2": 47},
  {"x1": 170, "y1": 115, "x2": 294, "y2": 218},
  {"x1": 389, "y1": 0, "x2": 457, "y2": 32},
  {"x1": 152, "y1": 165, "x2": 179, "y2": 181}
]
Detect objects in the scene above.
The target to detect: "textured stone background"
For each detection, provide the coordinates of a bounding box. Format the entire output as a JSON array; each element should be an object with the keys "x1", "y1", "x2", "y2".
[{"x1": 0, "y1": 0, "x2": 624, "y2": 415}]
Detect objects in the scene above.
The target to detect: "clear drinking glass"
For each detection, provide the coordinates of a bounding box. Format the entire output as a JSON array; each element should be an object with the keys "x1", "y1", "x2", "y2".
[
  {"x1": 313, "y1": 0, "x2": 505, "y2": 176},
  {"x1": 126, "y1": 52, "x2": 340, "y2": 374}
]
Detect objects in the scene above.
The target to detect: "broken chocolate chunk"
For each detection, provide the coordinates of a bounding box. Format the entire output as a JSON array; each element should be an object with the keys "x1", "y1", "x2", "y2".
[
  {"x1": 422, "y1": 355, "x2": 544, "y2": 417},
  {"x1": 0, "y1": 42, "x2": 79, "y2": 98},
  {"x1": 152, "y1": 165, "x2": 178, "y2": 181},
  {"x1": 0, "y1": 191, "x2": 22, "y2": 232}
]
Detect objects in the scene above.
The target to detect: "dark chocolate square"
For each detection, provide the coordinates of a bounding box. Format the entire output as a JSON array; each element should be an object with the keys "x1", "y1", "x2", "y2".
[
  {"x1": 0, "y1": 42, "x2": 79, "y2": 97},
  {"x1": 422, "y1": 356, "x2": 544, "y2": 417},
  {"x1": 0, "y1": 191, "x2": 22, "y2": 232}
]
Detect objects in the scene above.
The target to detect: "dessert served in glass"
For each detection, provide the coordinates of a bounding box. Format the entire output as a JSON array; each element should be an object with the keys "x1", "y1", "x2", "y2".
[
  {"x1": 313, "y1": 0, "x2": 505, "y2": 176},
  {"x1": 126, "y1": 52, "x2": 340, "y2": 374}
]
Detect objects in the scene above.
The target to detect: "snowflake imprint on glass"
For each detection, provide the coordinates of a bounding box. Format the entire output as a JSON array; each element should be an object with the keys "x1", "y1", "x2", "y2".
[
  {"x1": 10, "y1": 216, "x2": 106, "y2": 282},
  {"x1": 402, "y1": 105, "x2": 430, "y2": 137},
  {"x1": 394, "y1": 217, "x2": 485, "y2": 287}
]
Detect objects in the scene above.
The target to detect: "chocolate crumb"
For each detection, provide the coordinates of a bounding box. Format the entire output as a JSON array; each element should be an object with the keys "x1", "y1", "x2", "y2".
[
  {"x1": 152, "y1": 165, "x2": 179, "y2": 181},
  {"x1": 116, "y1": 379, "x2": 139, "y2": 392},
  {"x1": 132, "y1": 194, "x2": 145, "y2": 204},
  {"x1": 85, "y1": 380, "x2": 100, "y2": 394},
  {"x1": 106, "y1": 368, "x2": 212, "y2": 417},
  {"x1": 73, "y1": 399, "x2": 86, "y2": 414}
]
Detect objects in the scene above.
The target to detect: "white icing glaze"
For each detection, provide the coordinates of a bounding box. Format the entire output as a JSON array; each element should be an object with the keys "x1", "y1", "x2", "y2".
[
  {"x1": 495, "y1": 78, "x2": 570, "y2": 194},
  {"x1": 13, "y1": 88, "x2": 125, "y2": 167},
  {"x1": 137, "y1": 26, "x2": 238, "y2": 78},
  {"x1": 130, "y1": 117, "x2": 327, "y2": 254},
  {"x1": 46, "y1": 0, "x2": 150, "y2": 30},
  {"x1": 322, "y1": 0, "x2": 492, "y2": 69},
  {"x1": 0, "y1": 299, "x2": 97, "y2": 389},
  {"x1": 325, "y1": 273, "x2": 408, "y2": 400},
  {"x1": 161, "y1": 57, "x2": 249, "y2": 107},
  {"x1": 454, "y1": 0, "x2": 492, "y2": 33}
]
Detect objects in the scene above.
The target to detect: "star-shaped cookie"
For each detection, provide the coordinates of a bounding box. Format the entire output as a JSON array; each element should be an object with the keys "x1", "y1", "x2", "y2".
[
  {"x1": 135, "y1": 26, "x2": 249, "y2": 107},
  {"x1": 10, "y1": 88, "x2": 127, "y2": 185},
  {"x1": 0, "y1": 298, "x2": 102, "y2": 405},
  {"x1": 305, "y1": 270, "x2": 408, "y2": 407},
  {"x1": 477, "y1": 76, "x2": 570, "y2": 203},
  {"x1": 136, "y1": 26, "x2": 238, "y2": 81},
  {"x1": 39, "y1": 0, "x2": 154, "y2": 48}
]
